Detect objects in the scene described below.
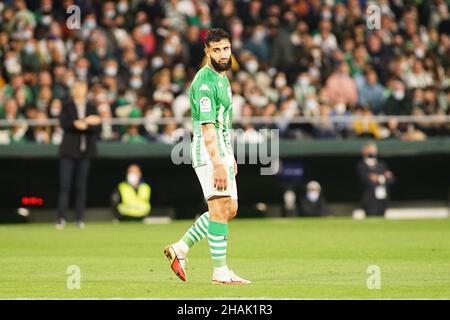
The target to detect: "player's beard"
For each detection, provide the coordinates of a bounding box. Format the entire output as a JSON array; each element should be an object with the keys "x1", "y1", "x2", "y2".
[{"x1": 210, "y1": 57, "x2": 232, "y2": 72}]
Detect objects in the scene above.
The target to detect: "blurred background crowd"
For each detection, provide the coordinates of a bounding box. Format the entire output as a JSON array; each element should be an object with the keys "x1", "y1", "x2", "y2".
[{"x1": 0, "y1": 0, "x2": 449, "y2": 145}]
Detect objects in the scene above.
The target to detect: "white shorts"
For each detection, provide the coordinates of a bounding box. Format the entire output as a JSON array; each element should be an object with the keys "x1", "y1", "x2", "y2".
[{"x1": 194, "y1": 157, "x2": 238, "y2": 201}]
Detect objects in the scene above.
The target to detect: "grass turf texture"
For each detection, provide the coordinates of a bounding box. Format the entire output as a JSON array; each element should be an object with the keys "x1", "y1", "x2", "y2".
[{"x1": 0, "y1": 218, "x2": 449, "y2": 299}]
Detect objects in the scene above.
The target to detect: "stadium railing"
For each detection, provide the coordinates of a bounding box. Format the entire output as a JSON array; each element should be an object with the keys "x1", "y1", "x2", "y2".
[{"x1": 0, "y1": 115, "x2": 449, "y2": 127}]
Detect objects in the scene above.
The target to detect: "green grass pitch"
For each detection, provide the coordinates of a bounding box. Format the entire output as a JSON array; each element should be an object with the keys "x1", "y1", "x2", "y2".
[{"x1": 0, "y1": 217, "x2": 449, "y2": 299}]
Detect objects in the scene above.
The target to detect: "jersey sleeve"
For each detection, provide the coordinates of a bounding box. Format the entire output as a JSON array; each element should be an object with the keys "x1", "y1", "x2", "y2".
[{"x1": 195, "y1": 82, "x2": 217, "y2": 124}]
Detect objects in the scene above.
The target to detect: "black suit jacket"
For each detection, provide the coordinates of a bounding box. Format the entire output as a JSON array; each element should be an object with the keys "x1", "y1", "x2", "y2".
[
  {"x1": 59, "y1": 98, "x2": 100, "y2": 159},
  {"x1": 356, "y1": 159, "x2": 395, "y2": 204},
  {"x1": 299, "y1": 196, "x2": 330, "y2": 217}
]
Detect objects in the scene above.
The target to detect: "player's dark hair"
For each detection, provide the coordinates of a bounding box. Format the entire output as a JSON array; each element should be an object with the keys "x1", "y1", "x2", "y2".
[{"x1": 204, "y1": 28, "x2": 231, "y2": 47}]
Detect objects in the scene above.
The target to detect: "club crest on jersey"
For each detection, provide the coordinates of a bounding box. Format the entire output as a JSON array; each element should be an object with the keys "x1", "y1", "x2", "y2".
[{"x1": 200, "y1": 97, "x2": 211, "y2": 112}]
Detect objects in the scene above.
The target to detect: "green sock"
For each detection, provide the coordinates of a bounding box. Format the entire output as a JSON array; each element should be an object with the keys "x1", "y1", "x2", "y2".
[
  {"x1": 207, "y1": 221, "x2": 228, "y2": 268},
  {"x1": 181, "y1": 212, "x2": 209, "y2": 248}
]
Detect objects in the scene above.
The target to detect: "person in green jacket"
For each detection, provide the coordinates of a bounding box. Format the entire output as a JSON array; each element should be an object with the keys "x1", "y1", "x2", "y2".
[{"x1": 111, "y1": 164, "x2": 151, "y2": 222}]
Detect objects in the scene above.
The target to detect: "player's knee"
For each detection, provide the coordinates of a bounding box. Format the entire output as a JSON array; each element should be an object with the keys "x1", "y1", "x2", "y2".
[{"x1": 209, "y1": 196, "x2": 233, "y2": 221}]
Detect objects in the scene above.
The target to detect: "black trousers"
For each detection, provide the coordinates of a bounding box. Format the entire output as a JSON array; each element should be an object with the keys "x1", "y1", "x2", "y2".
[
  {"x1": 57, "y1": 157, "x2": 91, "y2": 222},
  {"x1": 362, "y1": 200, "x2": 388, "y2": 217},
  {"x1": 111, "y1": 205, "x2": 144, "y2": 221}
]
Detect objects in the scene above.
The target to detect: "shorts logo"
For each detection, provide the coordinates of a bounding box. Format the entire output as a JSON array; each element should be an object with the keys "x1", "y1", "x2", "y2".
[{"x1": 200, "y1": 97, "x2": 211, "y2": 112}]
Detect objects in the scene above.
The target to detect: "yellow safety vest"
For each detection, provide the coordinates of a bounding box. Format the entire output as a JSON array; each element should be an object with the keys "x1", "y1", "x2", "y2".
[{"x1": 117, "y1": 182, "x2": 151, "y2": 217}]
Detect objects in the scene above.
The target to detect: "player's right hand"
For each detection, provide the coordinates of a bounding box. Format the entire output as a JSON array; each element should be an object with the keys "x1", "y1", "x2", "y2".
[
  {"x1": 74, "y1": 119, "x2": 88, "y2": 130},
  {"x1": 85, "y1": 115, "x2": 102, "y2": 125},
  {"x1": 213, "y1": 164, "x2": 228, "y2": 191}
]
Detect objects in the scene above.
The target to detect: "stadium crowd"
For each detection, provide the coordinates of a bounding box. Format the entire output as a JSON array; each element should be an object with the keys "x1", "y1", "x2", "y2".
[{"x1": 0, "y1": 0, "x2": 449, "y2": 145}]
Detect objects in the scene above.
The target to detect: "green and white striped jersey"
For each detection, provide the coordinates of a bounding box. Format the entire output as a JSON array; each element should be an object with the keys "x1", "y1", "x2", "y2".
[{"x1": 189, "y1": 64, "x2": 234, "y2": 168}]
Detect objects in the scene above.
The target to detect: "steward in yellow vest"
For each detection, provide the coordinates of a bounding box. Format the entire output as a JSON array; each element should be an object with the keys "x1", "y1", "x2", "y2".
[{"x1": 111, "y1": 164, "x2": 151, "y2": 221}]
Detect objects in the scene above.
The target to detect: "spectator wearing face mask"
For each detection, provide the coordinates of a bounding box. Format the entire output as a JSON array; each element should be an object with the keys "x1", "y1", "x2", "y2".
[
  {"x1": 356, "y1": 142, "x2": 395, "y2": 217},
  {"x1": 298, "y1": 181, "x2": 331, "y2": 217},
  {"x1": 382, "y1": 79, "x2": 412, "y2": 115},
  {"x1": 111, "y1": 163, "x2": 152, "y2": 222}
]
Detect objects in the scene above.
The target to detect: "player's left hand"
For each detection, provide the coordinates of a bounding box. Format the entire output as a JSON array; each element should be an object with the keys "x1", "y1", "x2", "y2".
[{"x1": 85, "y1": 115, "x2": 102, "y2": 125}]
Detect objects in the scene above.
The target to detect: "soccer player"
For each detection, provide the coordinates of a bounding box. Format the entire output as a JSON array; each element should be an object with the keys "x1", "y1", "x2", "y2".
[{"x1": 164, "y1": 29, "x2": 250, "y2": 284}]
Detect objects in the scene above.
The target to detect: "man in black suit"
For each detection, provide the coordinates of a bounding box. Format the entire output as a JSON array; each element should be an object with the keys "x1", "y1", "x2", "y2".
[
  {"x1": 356, "y1": 142, "x2": 395, "y2": 217},
  {"x1": 57, "y1": 80, "x2": 101, "y2": 229}
]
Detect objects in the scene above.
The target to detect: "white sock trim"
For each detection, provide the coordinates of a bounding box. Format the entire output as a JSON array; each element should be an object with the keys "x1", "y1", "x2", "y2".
[
  {"x1": 175, "y1": 240, "x2": 189, "y2": 256},
  {"x1": 213, "y1": 265, "x2": 229, "y2": 274}
]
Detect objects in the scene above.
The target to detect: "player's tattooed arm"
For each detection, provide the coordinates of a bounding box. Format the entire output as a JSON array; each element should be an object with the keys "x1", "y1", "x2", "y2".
[{"x1": 202, "y1": 123, "x2": 228, "y2": 190}]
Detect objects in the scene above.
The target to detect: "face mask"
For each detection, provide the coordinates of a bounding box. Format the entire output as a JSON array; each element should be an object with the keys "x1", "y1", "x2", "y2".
[
  {"x1": 284, "y1": 190, "x2": 296, "y2": 209},
  {"x1": 107, "y1": 91, "x2": 116, "y2": 101},
  {"x1": 415, "y1": 48, "x2": 425, "y2": 59},
  {"x1": 130, "y1": 79, "x2": 143, "y2": 89},
  {"x1": 231, "y1": 23, "x2": 243, "y2": 35},
  {"x1": 245, "y1": 60, "x2": 259, "y2": 73},
  {"x1": 298, "y1": 77, "x2": 310, "y2": 86},
  {"x1": 249, "y1": 95, "x2": 268, "y2": 108},
  {"x1": 321, "y1": 11, "x2": 332, "y2": 20},
  {"x1": 364, "y1": 157, "x2": 377, "y2": 167},
  {"x1": 152, "y1": 57, "x2": 164, "y2": 69},
  {"x1": 85, "y1": 20, "x2": 96, "y2": 29},
  {"x1": 105, "y1": 10, "x2": 115, "y2": 19},
  {"x1": 335, "y1": 13, "x2": 346, "y2": 24},
  {"x1": 253, "y1": 31, "x2": 265, "y2": 42},
  {"x1": 105, "y1": 66, "x2": 118, "y2": 76},
  {"x1": 66, "y1": 77, "x2": 75, "y2": 88},
  {"x1": 68, "y1": 52, "x2": 78, "y2": 62},
  {"x1": 36, "y1": 131, "x2": 47, "y2": 143},
  {"x1": 305, "y1": 99, "x2": 318, "y2": 111},
  {"x1": 306, "y1": 191, "x2": 320, "y2": 202},
  {"x1": 141, "y1": 24, "x2": 151, "y2": 35},
  {"x1": 275, "y1": 77, "x2": 287, "y2": 88},
  {"x1": 117, "y1": 2, "x2": 129, "y2": 13},
  {"x1": 163, "y1": 45, "x2": 176, "y2": 56},
  {"x1": 97, "y1": 48, "x2": 107, "y2": 58},
  {"x1": 393, "y1": 90, "x2": 405, "y2": 100},
  {"x1": 24, "y1": 43, "x2": 35, "y2": 54},
  {"x1": 288, "y1": 100, "x2": 298, "y2": 110},
  {"x1": 309, "y1": 68, "x2": 320, "y2": 79},
  {"x1": 76, "y1": 68, "x2": 88, "y2": 77},
  {"x1": 41, "y1": 15, "x2": 52, "y2": 25},
  {"x1": 50, "y1": 107, "x2": 61, "y2": 117},
  {"x1": 5, "y1": 60, "x2": 20, "y2": 74},
  {"x1": 127, "y1": 173, "x2": 140, "y2": 186},
  {"x1": 131, "y1": 66, "x2": 143, "y2": 75},
  {"x1": 23, "y1": 30, "x2": 32, "y2": 40},
  {"x1": 96, "y1": 93, "x2": 107, "y2": 102},
  {"x1": 335, "y1": 102, "x2": 346, "y2": 114},
  {"x1": 5, "y1": 58, "x2": 18, "y2": 68}
]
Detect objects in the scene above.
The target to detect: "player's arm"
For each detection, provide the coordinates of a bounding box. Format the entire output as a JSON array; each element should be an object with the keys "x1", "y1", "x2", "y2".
[
  {"x1": 197, "y1": 88, "x2": 228, "y2": 191},
  {"x1": 202, "y1": 123, "x2": 227, "y2": 191}
]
